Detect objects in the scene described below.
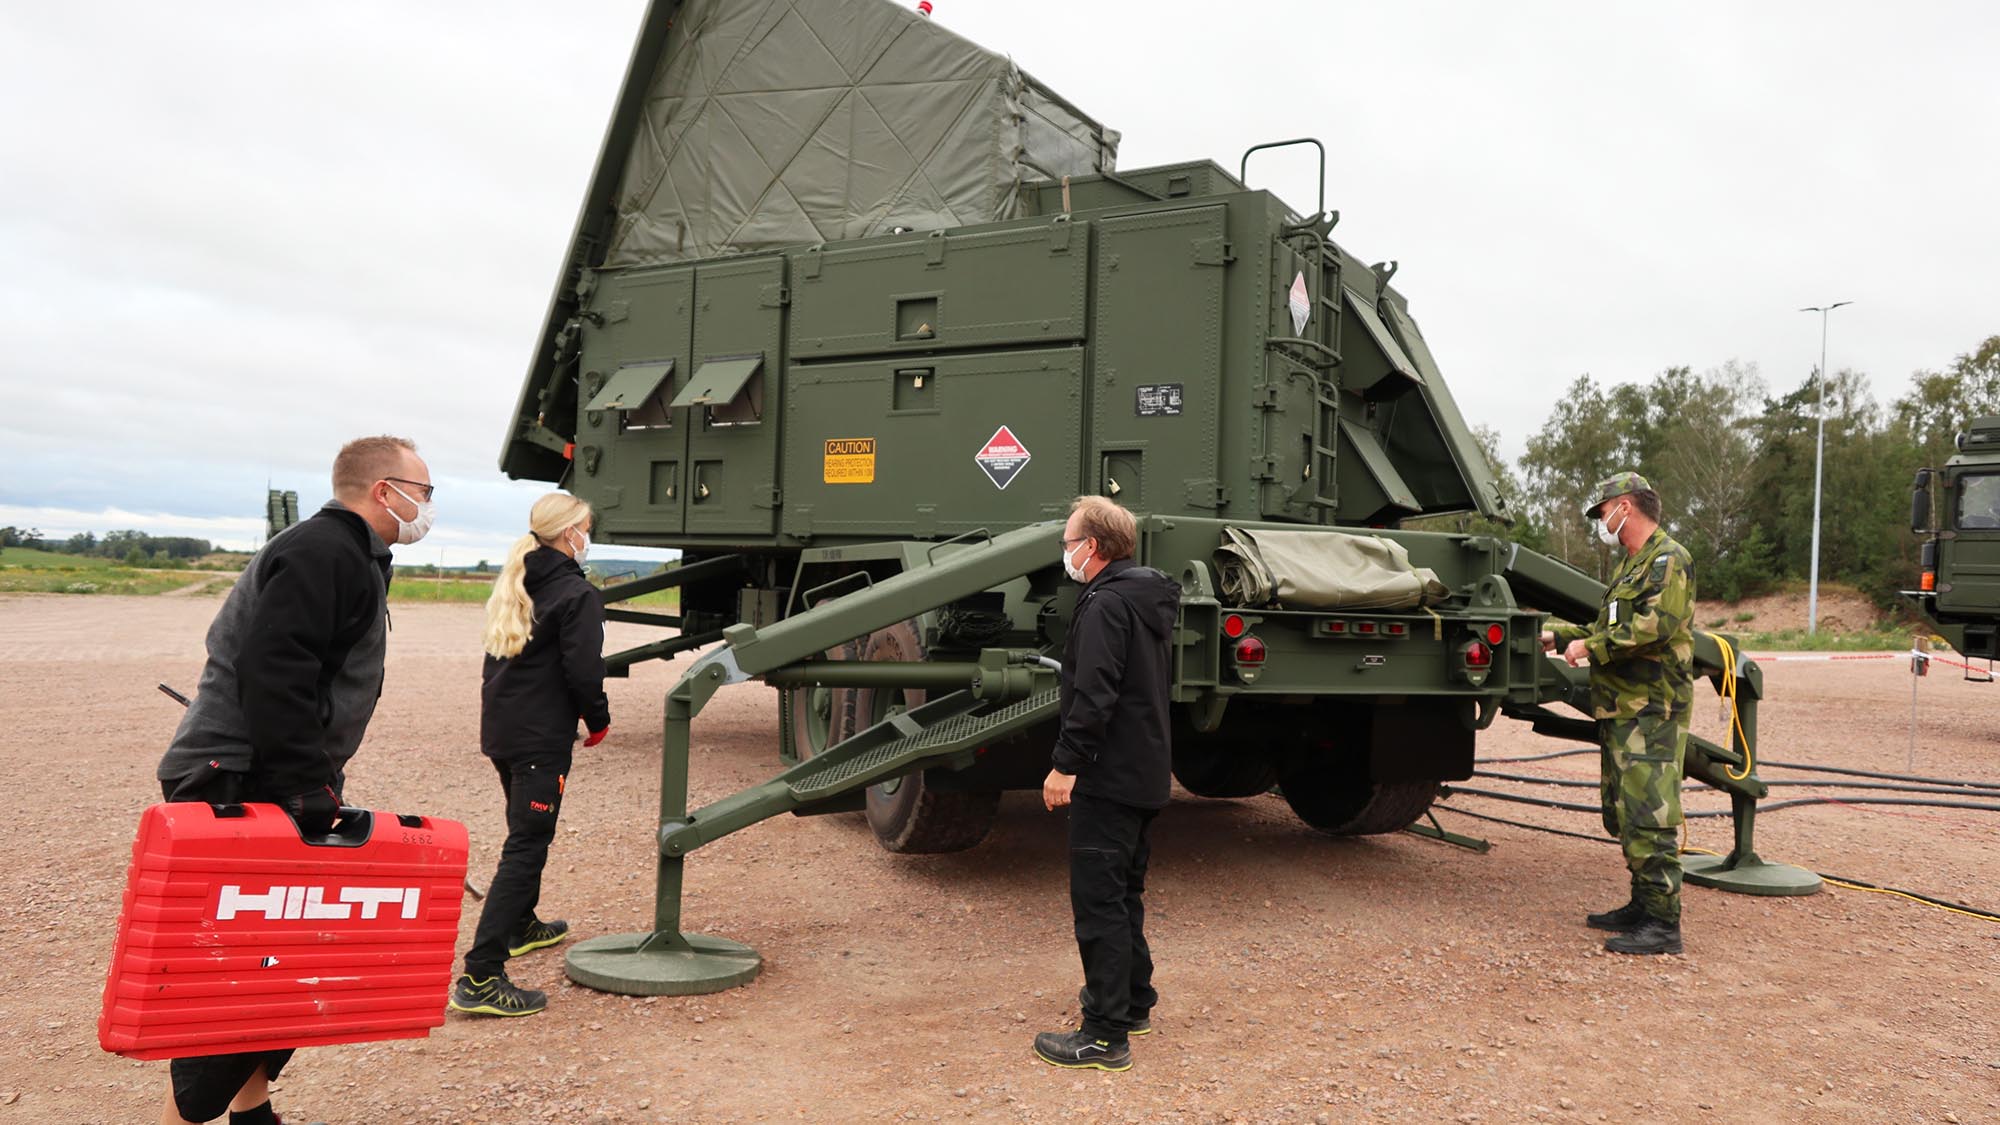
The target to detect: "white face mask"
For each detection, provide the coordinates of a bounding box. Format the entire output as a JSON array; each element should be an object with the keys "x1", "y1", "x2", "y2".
[
  {"x1": 1596, "y1": 505, "x2": 1627, "y2": 548},
  {"x1": 1062, "y1": 540, "x2": 1092, "y2": 583},
  {"x1": 566, "y1": 527, "x2": 591, "y2": 562},
  {"x1": 384, "y1": 482, "x2": 437, "y2": 545}
]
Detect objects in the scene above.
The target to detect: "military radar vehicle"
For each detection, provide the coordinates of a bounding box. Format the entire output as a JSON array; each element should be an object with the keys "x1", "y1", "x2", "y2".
[
  {"x1": 1908, "y1": 415, "x2": 2000, "y2": 672},
  {"x1": 499, "y1": 0, "x2": 1813, "y2": 994}
]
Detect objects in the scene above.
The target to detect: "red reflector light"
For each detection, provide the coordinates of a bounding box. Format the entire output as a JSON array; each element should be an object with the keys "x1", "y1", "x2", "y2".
[
  {"x1": 1921, "y1": 572, "x2": 1937, "y2": 592},
  {"x1": 1486, "y1": 623, "x2": 1505, "y2": 646},
  {"x1": 1357, "y1": 621, "x2": 1378, "y2": 634},
  {"x1": 1223, "y1": 613, "x2": 1247, "y2": 639},
  {"x1": 1386, "y1": 622, "x2": 1406, "y2": 636},
  {"x1": 1326, "y1": 621, "x2": 1347, "y2": 634},
  {"x1": 1234, "y1": 636, "x2": 1267, "y2": 665},
  {"x1": 1464, "y1": 641, "x2": 1491, "y2": 668}
]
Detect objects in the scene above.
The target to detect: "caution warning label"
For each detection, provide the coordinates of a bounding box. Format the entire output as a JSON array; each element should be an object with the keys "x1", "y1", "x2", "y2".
[
  {"x1": 823, "y1": 437, "x2": 876, "y2": 484},
  {"x1": 1288, "y1": 271, "x2": 1311, "y2": 336},
  {"x1": 973, "y1": 425, "x2": 1031, "y2": 490}
]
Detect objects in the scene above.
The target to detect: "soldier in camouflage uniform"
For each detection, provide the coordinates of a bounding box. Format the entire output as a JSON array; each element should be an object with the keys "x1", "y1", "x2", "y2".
[{"x1": 1540, "y1": 472, "x2": 1695, "y2": 955}]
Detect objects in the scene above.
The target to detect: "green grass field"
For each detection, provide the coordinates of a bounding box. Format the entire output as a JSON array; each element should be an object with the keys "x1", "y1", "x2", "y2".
[
  {"x1": 386, "y1": 576, "x2": 679, "y2": 610},
  {"x1": 1723, "y1": 626, "x2": 1928, "y2": 653},
  {"x1": 0, "y1": 565, "x2": 214, "y2": 596},
  {"x1": 0, "y1": 547, "x2": 116, "y2": 568}
]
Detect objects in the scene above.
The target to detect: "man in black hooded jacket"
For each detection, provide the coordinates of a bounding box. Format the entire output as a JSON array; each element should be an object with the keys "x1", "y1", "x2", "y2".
[{"x1": 1034, "y1": 496, "x2": 1180, "y2": 1072}]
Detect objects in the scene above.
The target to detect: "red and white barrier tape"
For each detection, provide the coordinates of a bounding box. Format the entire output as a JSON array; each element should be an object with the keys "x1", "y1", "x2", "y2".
[
  {"x1": 1741, "y1": 649, "x2": 1991, "y2": 674},
  {"x1": 1741, "y1": 651, "x2": 1903, "y2": 663}
]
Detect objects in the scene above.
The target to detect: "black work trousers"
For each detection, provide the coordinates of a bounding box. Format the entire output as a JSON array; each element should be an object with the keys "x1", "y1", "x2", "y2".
[
  {"x1": 1068, "y1": 792, "x2": 1160, "y2": 1043},
  {"x1": 463, "y1": 750, "x2": 569, "y2": 978}
]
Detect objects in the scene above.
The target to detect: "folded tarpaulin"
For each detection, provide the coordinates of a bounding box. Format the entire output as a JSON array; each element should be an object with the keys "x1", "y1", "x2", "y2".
[
  {"x1": 1214, "y1": 527, "x2": 1449, "y2": 611},
  {"x1": 602, "y1": 0, "x2": 1119, "y2": 266}
]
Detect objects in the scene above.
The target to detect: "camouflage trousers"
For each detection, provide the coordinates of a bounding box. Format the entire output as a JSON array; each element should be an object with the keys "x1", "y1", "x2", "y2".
[{"x1": 1597, "y1": 709, "x2": 1690, "y2": 922}]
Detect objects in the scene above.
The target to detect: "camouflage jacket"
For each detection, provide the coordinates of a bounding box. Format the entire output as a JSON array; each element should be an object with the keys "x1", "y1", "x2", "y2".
[{"x1": 1550, "y1": 527, "x2": 1696, "y2": 720}]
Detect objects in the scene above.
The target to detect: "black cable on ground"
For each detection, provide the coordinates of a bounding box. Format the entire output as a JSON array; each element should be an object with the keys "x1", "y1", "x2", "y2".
[
  {"x1": 1426, "y1": 806, "x2": 2000, "y2": 924},
  {"x1": 1431, "y1": 805, "x2": 1614, "y2": 845},
  {"x1": 1472, "y1": 752, "x2": 2000, "y2": 788},
  {"x1": 1443, "y1": 786, "x2": 2000, "y2": 818},
  {"x1": 1473, "y1": 769, "x2": 1995, "y2": 798},
  {"x1": 1727, "y1": 795, "x2": 2000, "y2": 816},
  {"x1": 1478, "y1": 750, "x2": 2000, "y2": 793},
  {"x1": 1756, "y1": 759, "x2": 2000, "y2": 792},
  {"x1": 1477, "y1": 747, "x2": 1596, "y2": 764}
]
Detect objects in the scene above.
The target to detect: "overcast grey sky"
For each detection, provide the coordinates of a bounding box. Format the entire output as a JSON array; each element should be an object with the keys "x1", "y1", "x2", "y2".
[{"x1": 3, "y1": 1, "x2": 1995, "y2": 564}]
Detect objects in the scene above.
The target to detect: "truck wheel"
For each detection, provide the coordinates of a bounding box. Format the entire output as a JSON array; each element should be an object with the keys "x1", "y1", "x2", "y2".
[
  {"x1": 855, "y1": 620, "x2": 999, "y2": 853},
  {"x1": 1170, "y1": 746, "x2": 1280, "y2": 798},
  {"x1": 782, "y1": 641, "x2": 859, "y2": 763},
  {"x1": 1278, "y1": 759, "x2": 1439, "y2": 836},
  {"x1": 1169, "y1": 709, "x2": 1279, "y2": 798}
]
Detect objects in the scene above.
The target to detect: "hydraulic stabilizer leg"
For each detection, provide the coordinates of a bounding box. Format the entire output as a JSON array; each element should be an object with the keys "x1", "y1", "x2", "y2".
[
  {"x1": 1678, "y1": 642, "x2": 1821, "y2": 896},
  {"x1": 566, "y1": 663, "x2": 762, "y2": 996}
]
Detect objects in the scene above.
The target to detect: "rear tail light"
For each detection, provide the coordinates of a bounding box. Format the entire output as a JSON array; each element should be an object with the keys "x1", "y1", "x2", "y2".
[
  {"x1": 1223, "y1": 613, "x2": 1247, "y2": 638},
  {"x1": 1921, "y1": 571, "x2": 1937, "y2": 591},
  {"x1": 1234, "y1": 636, "x2": 1267, "y2": 665},
  {"x1": 1463, "y1": 641, "x2": 1491, "y2": 668},
  {"x1": 1485, "y1": 623, "x2": 1505, "y2": 646}
]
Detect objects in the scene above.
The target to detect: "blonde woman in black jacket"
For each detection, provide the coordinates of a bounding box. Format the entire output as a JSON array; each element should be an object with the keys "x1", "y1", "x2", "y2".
[{"x1": 450, "y1": 493, "x2": 609, "y2": 1017}]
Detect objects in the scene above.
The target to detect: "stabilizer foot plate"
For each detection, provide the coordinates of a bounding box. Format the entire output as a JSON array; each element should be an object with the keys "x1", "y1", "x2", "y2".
[
  {"x1": 1683, "y1": 853, "x2": 1822, "y2": 897},
  {"x1": 566, "y1": 931, "x2": 763, "y2": 996}
]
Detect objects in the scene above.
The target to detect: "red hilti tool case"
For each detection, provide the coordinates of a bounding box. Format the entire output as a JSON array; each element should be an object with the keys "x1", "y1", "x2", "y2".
[{"x1": 99, "y1": 802, "x2": 469, "y2": 1059}]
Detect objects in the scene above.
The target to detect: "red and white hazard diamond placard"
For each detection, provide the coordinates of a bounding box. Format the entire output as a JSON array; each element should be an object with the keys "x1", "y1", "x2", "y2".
[
  {"x1": 1288, "y1": 271, "x2": 1311, "y2": 335},
  {"x1": 973, "y1": 425, "x2": 1032, "y2": 490}
]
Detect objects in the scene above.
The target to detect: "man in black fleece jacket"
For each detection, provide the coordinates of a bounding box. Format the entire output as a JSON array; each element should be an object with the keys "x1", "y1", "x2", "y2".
[
  {"x1": 1035, "y1": 496, "x2": 1180, "y2": 1073},
  {"x1": 153, "y1": 435, "x2": 431, "y2": 1125}
]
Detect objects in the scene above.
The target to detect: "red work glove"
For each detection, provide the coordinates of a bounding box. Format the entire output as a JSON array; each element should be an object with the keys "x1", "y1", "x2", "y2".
[{"x1": 584, "y1": 726, "x2": 609, "y2": 747}]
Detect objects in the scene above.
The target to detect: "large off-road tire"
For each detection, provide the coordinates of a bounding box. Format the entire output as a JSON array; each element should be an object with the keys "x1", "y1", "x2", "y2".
[
  {"x1": 1170, "y1": 745, "x2": 1281, "y2": 798},
  {"x1": 854, "y1": 620, "x2": 1000, "y2": 853},
  {"x1": 781, "y1": 640, "x2": 859, "y2": 763},
  {"x1": 1278, "y1": 758, "x2": 1439, "y2": 836},
  {"x1": 1168, "y1": 709, "x2": 1280, "y2": 798}
]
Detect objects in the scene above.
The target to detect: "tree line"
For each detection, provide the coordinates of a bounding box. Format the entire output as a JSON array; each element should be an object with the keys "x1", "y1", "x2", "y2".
[
  {"x1": 1, "y1": 528, "x2": 219, "y2": 563},
  {"x1": 1447, "y1": 333, "x2": 2000, "y2": 607}
]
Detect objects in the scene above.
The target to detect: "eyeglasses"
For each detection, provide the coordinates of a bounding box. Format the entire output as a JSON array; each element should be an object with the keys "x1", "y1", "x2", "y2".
[
  {"x1": 385, "y1": 477, "x2": 436, "y2": 502},
  {"x1": 1061, "y1": 536, "x2": 1092, "y2": 547}
]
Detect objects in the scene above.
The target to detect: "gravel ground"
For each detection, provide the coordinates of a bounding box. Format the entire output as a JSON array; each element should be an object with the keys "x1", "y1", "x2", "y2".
[{"x1": 1, "y1": 595, "x2": 1995, "y2": 1124}]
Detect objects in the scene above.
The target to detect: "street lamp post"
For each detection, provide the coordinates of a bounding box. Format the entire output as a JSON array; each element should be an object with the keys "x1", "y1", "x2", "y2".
[{"x1": 1799, "y1": 300, "x2": 1852, "y2": 636}]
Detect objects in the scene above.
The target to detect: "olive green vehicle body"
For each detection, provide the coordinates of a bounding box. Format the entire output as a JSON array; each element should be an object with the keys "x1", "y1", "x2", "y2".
[
  {"x1": 497, "y1": 0, "x2": 1764, "y2": 858},
  {"x1": 1909, "y1": 416, "x2": 2000, "y2": 662}
]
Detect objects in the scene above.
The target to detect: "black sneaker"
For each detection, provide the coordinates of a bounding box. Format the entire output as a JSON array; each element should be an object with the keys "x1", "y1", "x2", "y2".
[
  {"x1": 1604, "y1": 915, "x2": 1683, "y2": 955},
  {"x1": 1585, "y1": 900, "x2": 1646, "y2": 932},
  {"x1": 508, "y1": 918, "x2": 570, "y2": 957},
  {"x1": 448, "y1": 973, "x2": 548, "y2": 1017},
  {"x1": 1033, "y1": 1029, "x2": 1131, "y2": 1071},
  {"x1": 1077, "y1": 986, "x2": 1151, "y2": 1036}
]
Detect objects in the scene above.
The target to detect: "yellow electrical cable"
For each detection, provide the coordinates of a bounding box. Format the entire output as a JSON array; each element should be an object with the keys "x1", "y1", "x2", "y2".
[
  {"x1": 1678, "y1": 846, "x2": 2000, "y2": 924},
  {"x1": 1710, "y1": 635, "x2": 1753, "y2": 781}
]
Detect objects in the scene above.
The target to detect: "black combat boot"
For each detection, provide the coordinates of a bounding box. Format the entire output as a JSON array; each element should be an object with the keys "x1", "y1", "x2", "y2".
[
  {"x1": 1603, "y1": 915, "x2": 1683, "y2": 955},
  {"x1": 1585, "y1": 899, "x2": 1646, "y2": 932}
]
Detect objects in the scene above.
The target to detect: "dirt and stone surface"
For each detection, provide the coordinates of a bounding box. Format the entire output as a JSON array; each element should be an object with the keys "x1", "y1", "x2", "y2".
[{"x1": 2, "y1": 595, "x2": 1995, "y2": 1124}]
